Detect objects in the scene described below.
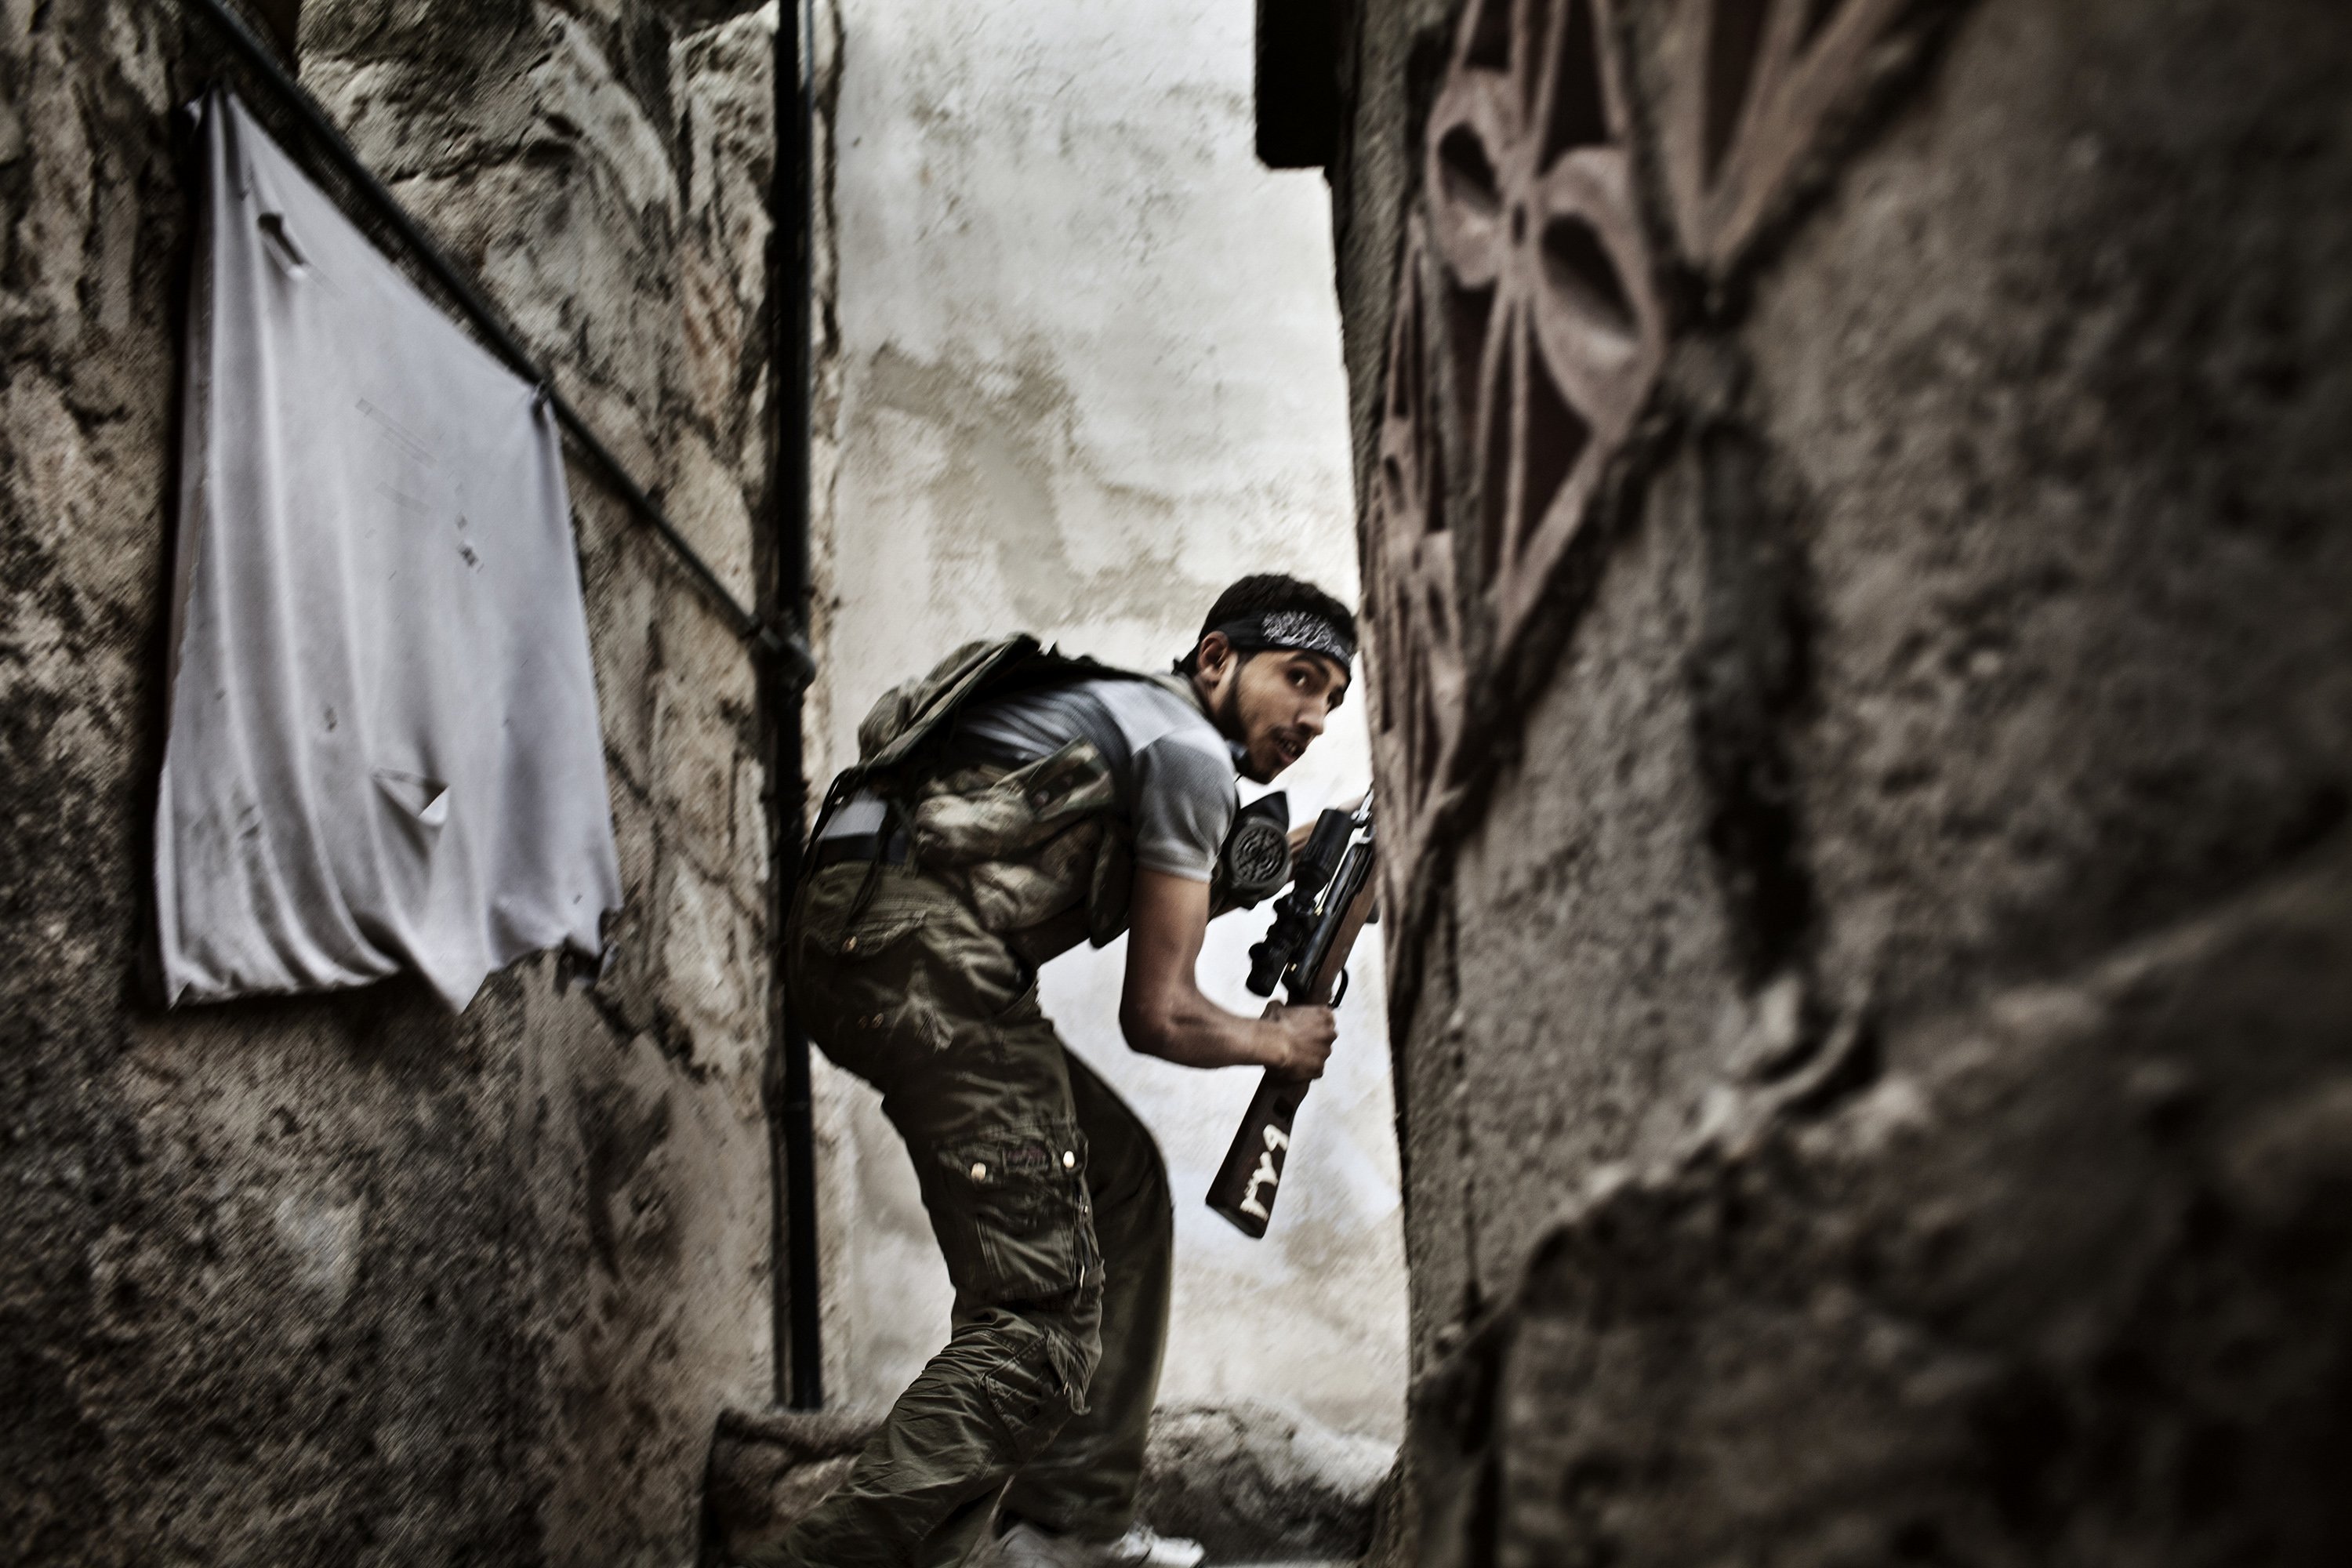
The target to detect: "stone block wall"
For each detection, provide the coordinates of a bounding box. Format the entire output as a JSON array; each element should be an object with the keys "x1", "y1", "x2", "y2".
[
  {"x1": 1, "y1": 2, "x2": 787, "y2": 1563},
  {"x1": 1326, "y1": 0, "x2": 2352, "y2": 1560}
]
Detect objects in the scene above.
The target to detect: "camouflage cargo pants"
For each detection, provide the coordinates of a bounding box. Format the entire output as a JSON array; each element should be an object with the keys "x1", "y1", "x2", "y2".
[{"x1": 762, "y1": 860, "x2": 1174, "y2": 1568}]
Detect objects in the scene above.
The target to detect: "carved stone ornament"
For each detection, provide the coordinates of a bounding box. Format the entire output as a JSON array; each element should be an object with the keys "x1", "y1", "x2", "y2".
[
  {"x1": 1662, "y1": 0, "x2": 1910, "y2": 272},
  {"x1": 1366, "y1": 216, "x2": 1466, "y2": 911},
  {"x1": 1424, "y1": 0, "x2": 1667, "y2": 659}
]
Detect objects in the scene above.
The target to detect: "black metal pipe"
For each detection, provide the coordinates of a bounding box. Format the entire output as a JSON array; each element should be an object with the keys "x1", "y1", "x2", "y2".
[
  {"x1": 770, "y1": 0, "x2": 826, "y2": 1411},
  {"x1": 174, "y1": 0, "x2": 813, "y2": 689}
]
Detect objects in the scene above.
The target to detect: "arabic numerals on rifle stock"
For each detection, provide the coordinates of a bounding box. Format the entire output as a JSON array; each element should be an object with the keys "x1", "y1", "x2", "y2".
[{"x1": 1206, "y1": 794, "x2": 1377, "y2": 1239}]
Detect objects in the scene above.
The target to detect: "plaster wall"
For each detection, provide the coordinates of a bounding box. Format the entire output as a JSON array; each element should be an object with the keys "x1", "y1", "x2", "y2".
[
  {"x1": 2, "y1": 2, "x2": 787, "y2": 1562},
  {"x1": 804, "y1": 0, "x2": 1408, "y2": 1443}
]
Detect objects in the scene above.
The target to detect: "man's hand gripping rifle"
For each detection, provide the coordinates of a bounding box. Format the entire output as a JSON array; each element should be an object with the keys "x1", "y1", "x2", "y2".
[{"x1": 1205, "y1": 793, "x2": 1377, "y2": 1238}]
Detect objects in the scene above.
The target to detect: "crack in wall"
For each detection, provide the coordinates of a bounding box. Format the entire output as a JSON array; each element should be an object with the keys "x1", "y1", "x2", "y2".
[{"x1": 1686, "y1": 417, "x2": 1818, "y2": 990}]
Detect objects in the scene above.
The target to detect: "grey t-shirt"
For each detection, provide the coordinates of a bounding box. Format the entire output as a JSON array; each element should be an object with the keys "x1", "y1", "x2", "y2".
[{"x1": 953, "y1": 675, "x2": 1240, "y2": 881}]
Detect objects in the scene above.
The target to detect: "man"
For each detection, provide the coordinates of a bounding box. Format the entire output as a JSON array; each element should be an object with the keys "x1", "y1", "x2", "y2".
[{"x1": 751, "y1": 575, "x2": 1356, "y2": 1568}]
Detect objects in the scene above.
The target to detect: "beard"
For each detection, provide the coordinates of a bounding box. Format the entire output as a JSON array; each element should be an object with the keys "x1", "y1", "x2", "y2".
[{"x1": 1213, "y1": 677, "x2": 1276, "y2": 783}]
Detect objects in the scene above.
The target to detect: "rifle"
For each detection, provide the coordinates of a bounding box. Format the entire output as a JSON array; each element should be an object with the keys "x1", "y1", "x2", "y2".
[{"x1": 1204, "y1": 792, "x2": 1377, "y2": 1238}]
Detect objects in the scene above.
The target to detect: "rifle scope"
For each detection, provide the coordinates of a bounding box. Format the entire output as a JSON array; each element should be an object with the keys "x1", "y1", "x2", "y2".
[{"x1": 1246, "y1": 806, "x2": 1356, "y2": 996}]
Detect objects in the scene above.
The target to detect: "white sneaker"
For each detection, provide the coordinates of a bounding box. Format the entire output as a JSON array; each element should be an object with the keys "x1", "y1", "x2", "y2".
[{"x1": 980, "y1": 1521, "x2": 1206, "y2": 1568}]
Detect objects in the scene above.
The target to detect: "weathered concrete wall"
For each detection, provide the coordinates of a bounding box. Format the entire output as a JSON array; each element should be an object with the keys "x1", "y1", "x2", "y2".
[
  {"x1": 803, "y1": 0, "x2": 1408, "y2": 1444},
  {"x1": 1, "y1": 2, "x2": 785, "y2": 1562},
  {"x1": 1327, "y1": 0, "x2": 2352, "y2": 1560}
]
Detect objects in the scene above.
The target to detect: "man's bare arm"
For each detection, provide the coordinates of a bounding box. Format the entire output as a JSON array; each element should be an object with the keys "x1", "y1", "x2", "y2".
[{"x1": 1121, "y1": 868, "x2": 1334, "y2": 1077}]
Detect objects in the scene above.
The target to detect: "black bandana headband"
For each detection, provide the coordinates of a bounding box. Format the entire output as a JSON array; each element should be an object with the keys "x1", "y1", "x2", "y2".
[{"x1": 1211, "y1": 608, "x2": 1356, "y2": 666}]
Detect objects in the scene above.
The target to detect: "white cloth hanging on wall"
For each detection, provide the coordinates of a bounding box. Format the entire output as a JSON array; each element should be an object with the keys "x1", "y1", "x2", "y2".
[{"x1": 154, "y1": 90, "x2": 622, "y2": 1011}]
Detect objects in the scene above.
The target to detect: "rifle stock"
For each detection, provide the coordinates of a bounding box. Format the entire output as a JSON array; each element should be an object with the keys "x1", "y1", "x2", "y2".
[
  {"x1": 1204, "y1": 1055, "x2": 1312, "y2": 1239},
  {"x1": 1205, "y1": 815, "x2": 1377, "y2": 1238}
]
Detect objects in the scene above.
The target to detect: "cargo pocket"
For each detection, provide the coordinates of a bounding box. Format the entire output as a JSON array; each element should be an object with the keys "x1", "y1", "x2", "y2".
[
  {"x1": 793, "y1": 862, "x2": 928, "y2": 960},
  {"x1": 826, "y1": 909, "x2": 927, "y2": 964},
  {"x1": 788, "y1": 880, "x2": 933, "y2": 1058},
  {"x1": 980, "y1": 1326, "x2": 1096, "y2": 1441},
  {"x1": 935, "y1": 1125, "x2": 1092, "y2": 1303}
]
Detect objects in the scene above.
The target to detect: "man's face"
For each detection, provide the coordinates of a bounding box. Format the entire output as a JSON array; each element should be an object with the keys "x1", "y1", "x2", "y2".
[{"x1": 1194, "y1": 635, "x2": 1350, "y2": 784}]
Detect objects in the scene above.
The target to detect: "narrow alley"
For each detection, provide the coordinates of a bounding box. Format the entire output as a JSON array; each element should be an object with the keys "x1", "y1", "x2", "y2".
[{"x1": 3, "y1": 1, "x2": 2348, "y2": 1566}]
